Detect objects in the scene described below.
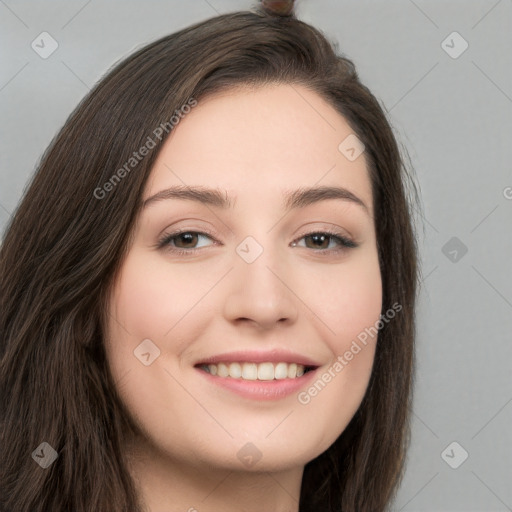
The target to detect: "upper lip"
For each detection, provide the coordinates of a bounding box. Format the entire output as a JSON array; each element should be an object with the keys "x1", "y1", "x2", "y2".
[{"x1": 195, "y1": 349, "x2": 321, "y2": 368}]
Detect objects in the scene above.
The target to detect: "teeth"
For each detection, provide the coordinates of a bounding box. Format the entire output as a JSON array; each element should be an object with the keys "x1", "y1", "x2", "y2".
[
  {"x1": 274, "y1": 362, "x2": 288, "y2": 379},
  {"x1": 258, "y1": 362, "x2": 274, "y2": 380},
  {"x1": 201, "y1": 362, "x2": 308, "y2": 380},
  {"x1": 217, "y1": 363, "x2": 229, "y2": 377},
  {"x1": 242, "y1": 363, "x2": 257, "y2": 380}
]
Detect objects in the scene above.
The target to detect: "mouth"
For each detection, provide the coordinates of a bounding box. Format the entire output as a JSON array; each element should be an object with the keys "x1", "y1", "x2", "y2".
[
  {"x1": 193, "y1": 351, "x2": 321, "y2": 400},
  {"x1": 197, "y1": 361, "x2": 317, "y2": 380}
]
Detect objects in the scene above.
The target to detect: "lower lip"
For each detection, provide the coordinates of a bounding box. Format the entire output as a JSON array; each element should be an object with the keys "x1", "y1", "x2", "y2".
[{"x1": 196, "y1": 367, "x2": 318, "y2": 400}]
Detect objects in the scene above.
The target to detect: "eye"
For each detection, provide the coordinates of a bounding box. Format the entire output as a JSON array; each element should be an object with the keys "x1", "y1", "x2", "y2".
[
  {"x1": 291, "y1": 231, "x2": 357, "y2": 253},
  {"x1": 157, "y1": 230, "x2": 216, "y2": 253}
]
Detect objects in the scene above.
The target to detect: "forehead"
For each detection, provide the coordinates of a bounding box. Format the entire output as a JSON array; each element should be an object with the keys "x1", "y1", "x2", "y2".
[{"x1": 144, "y1": 83, "x2": 373, "y2": 216}]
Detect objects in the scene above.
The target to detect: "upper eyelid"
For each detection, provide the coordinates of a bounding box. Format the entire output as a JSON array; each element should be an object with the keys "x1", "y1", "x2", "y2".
[{"x1": 160, "y1": 219, "x2": 354, "y2": 239}]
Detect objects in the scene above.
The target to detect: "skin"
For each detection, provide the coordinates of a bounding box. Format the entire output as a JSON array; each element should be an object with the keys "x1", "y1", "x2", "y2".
[{"x1": 105, "y1": 83, "x2": 382, "y2": 512}]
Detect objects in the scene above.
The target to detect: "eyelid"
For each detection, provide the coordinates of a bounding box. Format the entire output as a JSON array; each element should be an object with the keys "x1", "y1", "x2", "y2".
[
  {"x1": 291, "y1": 228, "x2": 358, "y2": 254},
  {"x1": 156, "y1": 227, "x2": 220, "y2": 251},
  {"x1": 292, "y1": 224, "x2": 356, "y2": 246}
]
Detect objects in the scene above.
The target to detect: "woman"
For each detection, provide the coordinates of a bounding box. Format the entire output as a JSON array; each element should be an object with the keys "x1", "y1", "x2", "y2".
[{"x1": 0, "y1": 1, "x2": 420, "y2": 510}]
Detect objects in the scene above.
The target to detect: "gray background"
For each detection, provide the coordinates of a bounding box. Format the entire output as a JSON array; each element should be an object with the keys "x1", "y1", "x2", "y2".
[{"x1": 1, "y1": 1, "x2": 511, "y2": 510}]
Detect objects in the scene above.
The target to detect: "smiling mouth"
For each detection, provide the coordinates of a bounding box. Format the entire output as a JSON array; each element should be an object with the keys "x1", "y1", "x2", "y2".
[{"x1": 197, "y1": 361, "x2": 316, "y2": 381}]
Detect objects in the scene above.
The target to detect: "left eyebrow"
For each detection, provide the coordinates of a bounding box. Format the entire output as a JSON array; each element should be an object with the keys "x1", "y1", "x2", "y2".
[
  {"x1": 283, "y1": 185, "x2": 369, "y2": 215},
  {"x1": 142, "y1": 184, "x2": 369, "y2": 215}
]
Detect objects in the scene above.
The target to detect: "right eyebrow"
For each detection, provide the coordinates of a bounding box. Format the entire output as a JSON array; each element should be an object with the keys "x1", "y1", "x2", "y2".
[{"x1": 142, "y1": 185, "x2": 233, "y2": 210}]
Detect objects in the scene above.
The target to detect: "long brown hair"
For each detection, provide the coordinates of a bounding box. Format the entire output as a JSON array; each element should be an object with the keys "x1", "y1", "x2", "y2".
[{"x1": 0, "y1": 5, "x2": 420, "y2": 511}]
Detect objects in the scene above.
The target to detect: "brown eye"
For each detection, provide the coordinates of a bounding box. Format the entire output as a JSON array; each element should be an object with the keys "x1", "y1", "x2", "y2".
[
  {"x1": 292, "y1": 231, "x2": 358, "y2": 253},
  {"x1": 304, "y1": 233, "x2": 331, "y2": 249},
  {"x1": 158, "y1": 231, "x2": 216, "y2": 252},
  {"x1": 174, "y1": 232, "x2": 199, "y2": 248}
]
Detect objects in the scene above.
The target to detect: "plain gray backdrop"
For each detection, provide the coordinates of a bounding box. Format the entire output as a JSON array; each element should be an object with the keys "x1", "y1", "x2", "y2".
[{"x1": 1, "y1": 1, "x2": 511, "y2": 511}]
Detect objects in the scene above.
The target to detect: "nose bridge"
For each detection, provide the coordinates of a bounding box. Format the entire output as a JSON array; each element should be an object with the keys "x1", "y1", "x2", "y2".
[{"x1": 222, "y1": 233, "x2": 299, "y2": 329}]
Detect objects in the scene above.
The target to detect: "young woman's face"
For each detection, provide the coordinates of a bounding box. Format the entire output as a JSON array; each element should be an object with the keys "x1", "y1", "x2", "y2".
[{"x1": 105, "y1": 84, "x2": 382, "y2": 472}]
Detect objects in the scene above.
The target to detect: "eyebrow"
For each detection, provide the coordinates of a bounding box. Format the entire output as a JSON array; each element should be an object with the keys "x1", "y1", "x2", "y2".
[{"x1": 142, "y1": 185, "x2": 369, "y2": 215}]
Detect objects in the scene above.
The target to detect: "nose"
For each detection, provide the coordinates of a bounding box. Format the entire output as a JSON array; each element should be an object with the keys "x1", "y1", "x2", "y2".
[{"x1": 222, "y1": 245, "x2": 299, "y2": 331}]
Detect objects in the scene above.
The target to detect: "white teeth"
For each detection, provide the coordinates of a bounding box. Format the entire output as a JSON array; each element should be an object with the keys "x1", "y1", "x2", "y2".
[
  {"x1": 274, "y1": 362, "x2": 288, "y2": 380},
  {"x1": 202, "y1": 361, "x2": 308, "y2": 380},
  {"x1": 229, "y1": 362, "x2": 242, "y2": 378},
  {"x1": 258, "y1": 362, "x2": 274, "y2": 381},
  {"x1": 217, "y1": 363, "x2": 229, "y2": 377},
  {"x1": 242, "y1": 363, "x2": 257, "y2": 380}
]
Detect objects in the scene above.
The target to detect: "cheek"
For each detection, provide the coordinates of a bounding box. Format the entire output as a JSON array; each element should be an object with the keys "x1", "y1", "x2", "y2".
[
  {"x1": 289, "y1": 254, "x2": 381, "y2": 452},
  {"x1": 298, "y1": 249, "x2": 382, "y2": 353},
  {"x1": 109, "y1": 250, "x2": 220, "y2": 343},
  {"x1": 104, "y1": 250, "x2": 222, "y2": 414},
  {"x1": 104, "y1": 251, "x2": 205, "y2": 440}
]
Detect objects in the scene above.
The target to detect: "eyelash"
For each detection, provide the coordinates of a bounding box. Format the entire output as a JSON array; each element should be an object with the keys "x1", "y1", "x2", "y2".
[{"x1": 156, "y1": 228, "x2": 358, "y2": 256}]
